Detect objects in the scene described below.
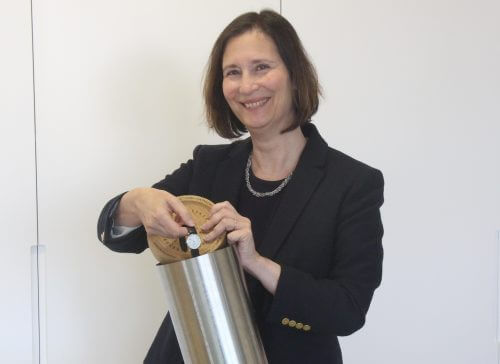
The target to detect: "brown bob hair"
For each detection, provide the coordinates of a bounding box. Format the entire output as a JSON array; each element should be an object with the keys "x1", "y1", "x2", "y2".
[{"x1": 203, "y1": 10, "x2": 321, "y2": 139}]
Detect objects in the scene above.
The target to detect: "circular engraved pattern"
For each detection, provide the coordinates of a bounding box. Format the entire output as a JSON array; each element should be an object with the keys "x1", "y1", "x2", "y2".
[{"x1": 148, "y1": 195, "x2": 227, "y2": 264}]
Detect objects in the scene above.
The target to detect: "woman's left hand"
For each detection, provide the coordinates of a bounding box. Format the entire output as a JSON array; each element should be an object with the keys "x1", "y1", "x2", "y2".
[
  {"x1": 201, "y1": 201, "x2": 259, "y2": 269},
  {"x1": 201, "y1": 200, "x2": 282, "y2": 294}
]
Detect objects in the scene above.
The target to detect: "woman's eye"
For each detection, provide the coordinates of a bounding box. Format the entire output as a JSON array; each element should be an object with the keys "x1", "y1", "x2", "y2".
[
  {"x1": 256, "y1": 64, "x2": 269, "y2": 71},
  {"x1": 224, "y1": 69, "x2": 240, "y2": 77}
]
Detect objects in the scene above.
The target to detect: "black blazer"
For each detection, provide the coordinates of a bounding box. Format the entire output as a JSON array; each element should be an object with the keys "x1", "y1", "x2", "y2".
[{"x1": 97, "y1": 123, "x2": 384, "y2": 364}]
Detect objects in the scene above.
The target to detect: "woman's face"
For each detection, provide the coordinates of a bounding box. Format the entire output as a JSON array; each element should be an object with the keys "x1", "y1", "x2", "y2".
[{"x1": 222, "y1": 29, "x2": 294, "y2": 135}]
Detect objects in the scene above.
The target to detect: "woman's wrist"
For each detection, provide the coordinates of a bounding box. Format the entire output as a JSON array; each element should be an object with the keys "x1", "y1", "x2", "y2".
[
  {"x1": 245, "y1": 255, "x2": 281, "y2": 295},
  {"x1": 115, "y1": 188, "x2": 144, "y2": 227}
]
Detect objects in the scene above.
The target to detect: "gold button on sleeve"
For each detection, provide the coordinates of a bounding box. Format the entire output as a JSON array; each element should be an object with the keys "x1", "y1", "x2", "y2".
[
  {"x1": 303, "y1": 324, "x2": 311, "y2": 331},
  {"x1": 281, "y1": 318, "x2": 289, "y2": 325},
  {"x1": 288, "y1": 320, "x2": 296, "y2": 328},
  {"x1": 295, "y1": 322, "x2": 303, "y2": 330}
]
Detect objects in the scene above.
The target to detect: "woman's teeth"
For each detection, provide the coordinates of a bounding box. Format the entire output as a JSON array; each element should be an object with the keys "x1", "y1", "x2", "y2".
[{"x1": 243, "y1": 98, "x2": 269, "y2": 109}]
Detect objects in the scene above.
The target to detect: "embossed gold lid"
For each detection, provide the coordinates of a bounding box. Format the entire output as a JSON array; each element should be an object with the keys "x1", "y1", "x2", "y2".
[{"x1": 148, "y1": 195, "x2": 226, "y2": 264}]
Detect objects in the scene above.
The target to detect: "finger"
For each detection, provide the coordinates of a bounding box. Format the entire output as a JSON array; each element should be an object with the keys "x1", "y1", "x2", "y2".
[
  {"x1": 210, "y1": 201, "x2": 236, "y2": 216},
  {"x1": 227, "y1": 230, "x2": 244, "y2": 243},
  {"x1": 204, "y1": 217, "x2": 236, "y2": 242},
  {"x1": 143, "y1": 203, "x2": 189, "y2": 237},
  {"x1": 164, "y1": 217, "x2": 189, "y2": 237},
  {"x1": 203, "y1": 202, "x2": 239, "y2": 231},
  {"x1": 203, "y1": 221, "x2": 227, "y2": 242},
  {"x1": 201, "y1": 211, "x2": 223, "y2": 232},
  {"x1": 154, "y1": 214, "x2": 188, "y2": 238},
  {"x1": 167, "y1": 195, "x2": 195, "y2": 227}
]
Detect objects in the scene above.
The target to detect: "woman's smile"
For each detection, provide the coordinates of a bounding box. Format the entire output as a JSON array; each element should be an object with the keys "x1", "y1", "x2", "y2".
[{"x1": 241, "y1": 97, "x2": 270, "y2": 109}]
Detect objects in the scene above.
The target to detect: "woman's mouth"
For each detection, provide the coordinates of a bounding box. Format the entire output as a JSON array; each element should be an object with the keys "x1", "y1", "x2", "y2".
[{"x1": 242, "y1": 98, "x2": 270, "y2": 109}]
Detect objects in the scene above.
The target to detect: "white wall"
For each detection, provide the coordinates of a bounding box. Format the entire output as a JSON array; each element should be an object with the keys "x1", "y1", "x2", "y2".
[
  {"x1": 0, "y1": 1, "x2": 38, "y2": 362},
  {"x1": 283, "y1": 1, "x2": 500, "y2": 363},
  {"x1": 31, "y1": 0, "x2": 278, "y2": 363}
]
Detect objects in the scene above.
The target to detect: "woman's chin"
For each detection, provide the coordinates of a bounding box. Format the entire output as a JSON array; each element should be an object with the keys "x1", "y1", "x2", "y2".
[{"x1": 242, "y1": 120, "x2": 272, "y2": 132}]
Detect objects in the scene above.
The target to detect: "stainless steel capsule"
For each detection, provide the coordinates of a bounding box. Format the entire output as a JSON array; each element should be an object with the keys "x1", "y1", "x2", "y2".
[{"x1": 157, "y1": 246, "x2": 268, "y2": 364}]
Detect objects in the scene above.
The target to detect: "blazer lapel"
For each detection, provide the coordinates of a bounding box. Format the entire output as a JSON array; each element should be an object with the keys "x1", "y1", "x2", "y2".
[
  {"x1": 211, "y1": 139, "x2": 251, "y2": 206},
  {"x1": 259, "y1": 124, "x2": 328, "y2": 260}
]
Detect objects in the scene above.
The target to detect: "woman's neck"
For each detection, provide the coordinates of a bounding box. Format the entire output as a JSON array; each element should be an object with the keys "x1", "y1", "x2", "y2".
[{"x1": 249, "y1": 127, "x2": 307, "y2": 181}]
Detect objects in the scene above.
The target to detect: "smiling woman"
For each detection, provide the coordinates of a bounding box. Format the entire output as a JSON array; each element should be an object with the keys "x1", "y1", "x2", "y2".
[
  {"x1": 204, "y1": 10, "x2": 320, "y2": 139},
  {"x1": 97, "y1": 9, "x2": 384, "y2": 364},
  {"x1": 221, "y1": 30, "x2": 295, "y2": 136}
]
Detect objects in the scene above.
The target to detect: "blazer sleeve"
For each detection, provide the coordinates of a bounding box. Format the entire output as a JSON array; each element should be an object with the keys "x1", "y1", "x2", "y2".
[
  {"x1": 266, "y1": 168, "x2": 384, "y2": 336},
  {"x1": 96, "y1": 145, "x2": 202, "y2": 253}
]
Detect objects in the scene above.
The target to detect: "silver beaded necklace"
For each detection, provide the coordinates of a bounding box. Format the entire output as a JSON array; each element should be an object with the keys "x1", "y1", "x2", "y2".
[{"x1": 245, "y1": 154, "x2": 293, "y2": 198}]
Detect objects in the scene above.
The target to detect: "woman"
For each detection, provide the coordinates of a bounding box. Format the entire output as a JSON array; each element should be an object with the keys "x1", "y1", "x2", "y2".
[{"x1": 98, "y1": 10, "x2": 384, "y2": 364}]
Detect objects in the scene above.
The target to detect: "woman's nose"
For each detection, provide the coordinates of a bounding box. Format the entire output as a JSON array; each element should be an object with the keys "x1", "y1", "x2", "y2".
[{"x1": 239, "y1": 74, "x2": 258, "y2": 94}]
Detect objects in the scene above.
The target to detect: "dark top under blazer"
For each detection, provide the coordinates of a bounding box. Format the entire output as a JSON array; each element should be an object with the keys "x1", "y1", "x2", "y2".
[{"x1": 97, "y1": 123, "x2": 384, "y2": 364}]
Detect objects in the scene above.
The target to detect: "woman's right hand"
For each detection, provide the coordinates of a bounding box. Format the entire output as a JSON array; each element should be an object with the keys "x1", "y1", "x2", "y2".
[{"x1": 114, "y1": 188, "x2": 194, "y2": 238}]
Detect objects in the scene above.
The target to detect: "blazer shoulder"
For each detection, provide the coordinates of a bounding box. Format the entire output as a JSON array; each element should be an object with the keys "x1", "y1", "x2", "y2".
[
  {"x1": 193, "y1": 138, "x2": 249, "y2": 163},
  {"x1": 326, "y1": 147, "x2": 384, "y2": 185}
]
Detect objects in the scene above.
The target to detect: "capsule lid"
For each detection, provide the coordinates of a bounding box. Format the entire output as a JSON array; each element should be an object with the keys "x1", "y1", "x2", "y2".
[{"x1": 148, "y1": 195, "x2": 227, "y2": 264}]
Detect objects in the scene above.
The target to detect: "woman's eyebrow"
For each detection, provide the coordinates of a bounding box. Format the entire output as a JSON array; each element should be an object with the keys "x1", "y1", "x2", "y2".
[
  {"x1": 251, "y1": 59, "x2": 276, "y2": 65},
  {"x1": 222, "y1": 64, "x2": 239, "y2": 72}
]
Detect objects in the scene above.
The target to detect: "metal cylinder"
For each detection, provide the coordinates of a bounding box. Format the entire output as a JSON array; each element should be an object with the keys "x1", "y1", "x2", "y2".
[{"x1": 157, "y1": 246, "x2": 268, "y2": 364}]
